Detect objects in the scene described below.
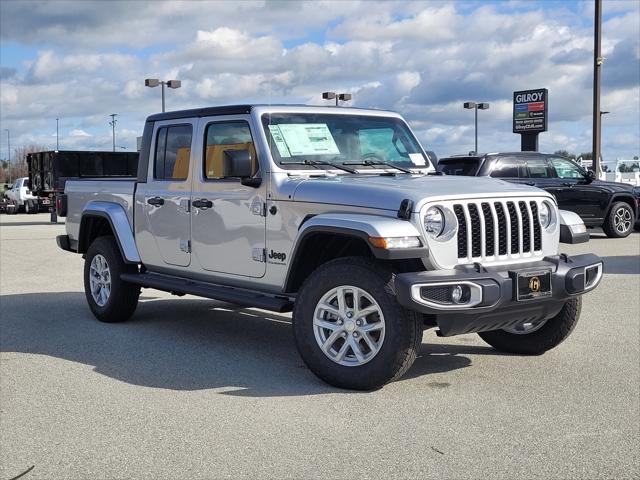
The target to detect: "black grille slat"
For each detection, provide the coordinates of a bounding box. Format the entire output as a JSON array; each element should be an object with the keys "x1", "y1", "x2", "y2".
[
  {"x1": 495, "y1": 202, "x2": 507, "y2": 255},
  {"x1": 481, "y1": 203, "x2": 495, "y2": 257},
  {"x1": 454, "y1": 205, "x2": 467, "y2": 258},
  {"x1": 519, "y1": 201, "x2": 531, "y2": 252},
  {"x1": 530, "y1": 202, "x2": 542, "y2": 251},
  {"x1": 468, "y1": 204, "x2": 482, "y2": 257},
  {"x1": 507, "y1": 202, "x2": 519, "y2": 254},
  {"x1": 455, "y1": 200, "x2": 541, "y2": 260}
]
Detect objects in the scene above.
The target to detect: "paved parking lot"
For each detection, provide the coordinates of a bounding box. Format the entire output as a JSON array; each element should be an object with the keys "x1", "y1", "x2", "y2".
[{"x1": 1, "y1": 213, "x2": 639, "y2": 479}]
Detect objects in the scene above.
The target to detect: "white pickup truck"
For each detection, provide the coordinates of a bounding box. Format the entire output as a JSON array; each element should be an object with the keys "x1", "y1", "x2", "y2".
[{"x1": 56, "y1": 105, "x2": 603, "y2": 390}]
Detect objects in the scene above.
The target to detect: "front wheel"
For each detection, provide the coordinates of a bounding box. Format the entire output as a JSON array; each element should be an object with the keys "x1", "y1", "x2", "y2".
[
  {"x1": 84, "y1": 236, "x2": 140, "y2": 323},
  {"x1": 478, "y1": 297, "x2": 581, "y2": 355},
  {"x1": 293, "y1": 257, "x2": 422, "y2": 390}
]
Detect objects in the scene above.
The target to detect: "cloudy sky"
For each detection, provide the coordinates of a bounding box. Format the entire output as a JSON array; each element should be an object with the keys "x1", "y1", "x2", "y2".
[{"x1": 1, "y1": 0, "x2": 638, "y2": 160}]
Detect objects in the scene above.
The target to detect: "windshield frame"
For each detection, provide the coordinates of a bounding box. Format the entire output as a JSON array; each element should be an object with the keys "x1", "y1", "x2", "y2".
[{"x1": 256, "y1": 108, "x2": 434, "y2": 173}]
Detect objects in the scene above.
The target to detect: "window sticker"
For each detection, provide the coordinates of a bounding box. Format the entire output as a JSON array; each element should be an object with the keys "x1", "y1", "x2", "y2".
[
  {"x1": 276, "y1": 124, "x2": 340, "y2": 156},
  {"x1": 268, "y1": 125, "x2": 292, "y2": 158},
  {"x1": 409, "y1": 152, "x2": 426, "y2": 166}
]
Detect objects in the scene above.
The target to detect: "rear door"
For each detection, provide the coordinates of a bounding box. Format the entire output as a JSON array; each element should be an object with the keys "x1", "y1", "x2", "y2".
[
  {"x1": 134, "y1": 119, "x2": 195, "y2": 268},
  {"x1": 190, "y1": 115, "x2": 266, "y2": 278}
]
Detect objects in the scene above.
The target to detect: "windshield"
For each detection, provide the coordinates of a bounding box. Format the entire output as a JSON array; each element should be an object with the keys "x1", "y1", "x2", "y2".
[
  {"x1": 261, "y1": 113, "x2": 430, "y2": 170},
  {"x1": 437, "y1": 158, "x2": 481, "y2": 176}
]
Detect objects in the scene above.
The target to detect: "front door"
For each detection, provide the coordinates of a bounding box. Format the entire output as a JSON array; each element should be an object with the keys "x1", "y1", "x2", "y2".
[
  {"x1": 190, "y1": 116, "x2": 266, "y2": 278},
  {"x1": 548, "y1": 156, "x2": 604, "y2": 220},
  {"x1": 134, "y1": 120, "x2": 195, "y2": 268}
]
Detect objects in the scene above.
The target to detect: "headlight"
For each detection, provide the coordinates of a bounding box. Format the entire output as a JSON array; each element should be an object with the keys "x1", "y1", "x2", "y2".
[
  {"x1": 539, "y1": 202, "x2": 551, "y2": 229},
  {"x1": 424, "y1": 207, "x2": 444, "y2": 237}
]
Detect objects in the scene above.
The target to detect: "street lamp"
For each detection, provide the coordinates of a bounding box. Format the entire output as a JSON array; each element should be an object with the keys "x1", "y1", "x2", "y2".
[
  {"x1": 463, "y1": 101, "x2": 490, "y2": 154},
  {"x1": 145, "y1": 78, "x2": 181, "y2": 112},
  {"x1": 109, "y1": 114, "x2": 118, "y2": 152},
  {"x1": 322, "y1": 91, "x2": 352, "y2": 106}
]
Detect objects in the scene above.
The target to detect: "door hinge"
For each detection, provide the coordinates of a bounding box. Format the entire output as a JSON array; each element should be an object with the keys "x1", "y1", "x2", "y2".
[
  {"x1": 252, "y1": 247, "x2": 266, "y2": 262},
  {"x1": 180, "y1": 239, "x2": 191, "y2": 253},
  {"x1": 251, "y1": 199, "x2": 267, "y2": 217}
]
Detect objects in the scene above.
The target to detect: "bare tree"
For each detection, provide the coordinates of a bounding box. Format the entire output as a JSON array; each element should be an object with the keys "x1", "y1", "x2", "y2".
[{"x1": 10, "y1": 144, "x2": 48, "y2": 179}]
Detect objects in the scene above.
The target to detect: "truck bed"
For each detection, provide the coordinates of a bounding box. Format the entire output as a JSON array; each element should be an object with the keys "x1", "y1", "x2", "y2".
[{"x1": 65, "y1": 179, "x2": 136, "y2": 244}]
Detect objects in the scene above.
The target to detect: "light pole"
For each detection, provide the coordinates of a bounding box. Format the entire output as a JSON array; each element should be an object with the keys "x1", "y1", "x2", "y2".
[
  {"x1": 145, "y1": 78, "x2": 181, "y2": 112},
  {"x1": 463, "y1": 101, "x2": 490, "y2": 154},
  {"x1": 4, "y1": 129, "x2": 10, "y2": 183},
  {"x1": 592, "y1": 0, "x2": 603, "y2": 176},
  {"x1": 109, "y1": 114, "x2": 118, "y2": 152},
  {"x1": 322, "y1": 91, "x2": 352, "y2": 106},
  {"x1": 56, "y1": 118, "x2": 59, "y2": 150}
]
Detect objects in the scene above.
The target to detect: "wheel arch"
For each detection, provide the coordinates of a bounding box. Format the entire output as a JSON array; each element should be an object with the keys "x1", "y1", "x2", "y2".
[
  {"x1": 607, "y1": 194, "x2": 637, "y2": 218},
  {"x1": 283, "y1": 213, "x2": 427, "y2": 294},
  {"x1": 78, "y1": 201, "x2": 140, "y2": 264}
]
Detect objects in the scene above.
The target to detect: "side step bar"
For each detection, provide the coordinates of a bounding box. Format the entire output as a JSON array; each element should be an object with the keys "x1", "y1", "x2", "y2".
[{"x1": 120, "y1": 272, "x2": 294, "y2": 313}]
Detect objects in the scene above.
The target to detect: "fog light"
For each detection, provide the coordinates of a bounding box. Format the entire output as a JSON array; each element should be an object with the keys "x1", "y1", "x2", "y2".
[{"x1": 451, "y1": 285, "x2": 463, "y2": 304}]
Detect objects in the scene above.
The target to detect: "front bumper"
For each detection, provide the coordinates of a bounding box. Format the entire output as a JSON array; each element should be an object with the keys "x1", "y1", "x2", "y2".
[{"x1": 395, "y1": 253, "x2": 603, "y2": 337}]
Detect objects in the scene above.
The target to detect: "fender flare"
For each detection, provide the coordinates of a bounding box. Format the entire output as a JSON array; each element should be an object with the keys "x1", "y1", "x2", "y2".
[
  {"x1": 606, "y1": 193, "x2": 638, "y2": 217},
  {"x1": 78, "y1": 201, "x2": 140, "y2": 264},
  {"x1": 283, "y1": 213, "x2": 428, "y2": 291},
  {"x1": 559, "y1": 209, "x2": 589, "y2": 244}
]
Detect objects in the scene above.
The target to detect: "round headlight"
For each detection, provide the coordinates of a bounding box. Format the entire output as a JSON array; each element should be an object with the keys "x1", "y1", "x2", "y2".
[
  {"x1": 539, "y1": 202, "x2": 552, "y2": 229},
  {"x1": 424, "y1": 207, "x2": 445, "y2": 237}
]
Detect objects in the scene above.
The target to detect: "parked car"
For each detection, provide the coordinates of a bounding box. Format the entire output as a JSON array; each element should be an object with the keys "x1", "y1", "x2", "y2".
[
  {"x1": 56, "y1": 105, "x2": 602, "y2": 390},
  {"x1": 4, "y1": 177, "x2": 48, "y2": 214},
  {"x1": 437, "y1": 152, "x2": 639, "y2": 238}
]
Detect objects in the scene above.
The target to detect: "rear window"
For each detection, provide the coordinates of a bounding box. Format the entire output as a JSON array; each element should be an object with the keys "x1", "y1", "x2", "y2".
[{"x1": 437, "y1": 158, "x2": 481, "y2": 176}]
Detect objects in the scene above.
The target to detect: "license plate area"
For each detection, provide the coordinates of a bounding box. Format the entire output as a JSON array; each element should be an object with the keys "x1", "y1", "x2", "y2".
[{"x1": 514, "y1": 269, "x2": 552, "y2": 301}]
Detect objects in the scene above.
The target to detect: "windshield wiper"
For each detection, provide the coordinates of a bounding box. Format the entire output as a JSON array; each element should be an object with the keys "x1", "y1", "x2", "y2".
[
  {"x1": 280, "y1": 159, "x2": 358, "y2": 174},
  {"x1": 343, "y1": 160, "x2": 414, "y2": 174}
]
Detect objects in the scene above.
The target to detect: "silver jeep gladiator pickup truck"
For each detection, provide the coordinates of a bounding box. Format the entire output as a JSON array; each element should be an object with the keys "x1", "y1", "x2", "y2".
[{"x1": 56, "y1": 105, "x2": 603, "y2": 390}]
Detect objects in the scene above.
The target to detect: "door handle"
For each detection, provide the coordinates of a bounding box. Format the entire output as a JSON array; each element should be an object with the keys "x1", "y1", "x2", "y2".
[
  {"x1": 524, "y1": 182, "x2": 535, "y2": 186},
  {"x1": 147, "y1": 196, "x2": 165, "y2": 207},
  {"x1": 562, "y1": 182, "x2": 573, "y2": 187},
  {"x1": 192, "y1": 198, "x2": 213, "y2": 210}
]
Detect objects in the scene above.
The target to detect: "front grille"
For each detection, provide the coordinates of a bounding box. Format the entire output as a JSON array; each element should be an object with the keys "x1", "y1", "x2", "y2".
[{"x1": 453, "y1": 200, "x2": 543, "y2": 261}]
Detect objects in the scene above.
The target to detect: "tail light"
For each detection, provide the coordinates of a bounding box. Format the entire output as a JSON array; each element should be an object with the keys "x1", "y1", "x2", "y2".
[{"x1": 56, "y1": 194, "x2": 67, "y2": 217}]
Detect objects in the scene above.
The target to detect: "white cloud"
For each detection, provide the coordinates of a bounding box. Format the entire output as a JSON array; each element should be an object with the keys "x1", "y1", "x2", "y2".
[{"x1": 0, "y1": 1, "x2": 638, "y2": 159}]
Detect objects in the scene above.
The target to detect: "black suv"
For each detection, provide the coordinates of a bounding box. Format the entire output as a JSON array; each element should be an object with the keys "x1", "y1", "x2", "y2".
[{"x1": 437, "y1": 152, "x2": 639, "y2": 238}]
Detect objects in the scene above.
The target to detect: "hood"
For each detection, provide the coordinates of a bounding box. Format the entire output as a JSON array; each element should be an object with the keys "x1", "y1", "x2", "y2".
[
  {"x1": 290, "y1": 174, "x2": 553, "y2": 211},
  {"x1": 590, "y1": 179, "x2": 636, "y2": 193}
]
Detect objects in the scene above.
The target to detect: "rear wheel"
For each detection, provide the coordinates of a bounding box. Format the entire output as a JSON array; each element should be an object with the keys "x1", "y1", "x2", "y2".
[
  {"x1": 293, "y1": 257, "x2": 422, "y2": 390},
  {"x1": 603, "y1": 202, "x2": 634, "y2": 238},
  {"x1": 478, "y1": 297, "x2": 581, "y2": 355},
  {"x1": 84, "y1": 236, "x2": 140, "y2": 323}
]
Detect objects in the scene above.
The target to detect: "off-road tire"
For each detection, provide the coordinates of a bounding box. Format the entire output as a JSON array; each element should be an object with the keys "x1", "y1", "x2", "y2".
[
  {"x1": 478, "y1": 297, "x2": 581, "y2": 355},
  {"x1": 24, "y1": 199, "x2": 36, "y2": 214},
  {"x1": 84, "y1": 236, "x2": 140, "y2": 323},
  {"x1": 293, "y1": 257, "x2": 422, "y2": 390},
  {"x1": 603, "y1": 202, "x2": 634, "y2": 238}
]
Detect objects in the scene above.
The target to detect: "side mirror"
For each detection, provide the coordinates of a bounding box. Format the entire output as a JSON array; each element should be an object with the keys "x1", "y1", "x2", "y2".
[
  {"x1": 223, "y1": 149, "x2": 253, "y2": 178},
  {"x1": 223, "y1": 149, "x2": 262, "y2": 188},
  {"x1": 586, "y1": 170, "x2": 596, "y2": 182}
]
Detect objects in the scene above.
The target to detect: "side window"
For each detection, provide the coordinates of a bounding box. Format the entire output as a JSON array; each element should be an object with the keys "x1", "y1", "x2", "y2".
[
  {"x1": 550, "y1": 157, "x2": 585, "y2": 179},
  {"x1": 490, "y1": 157, "x2": 526, "y2": 178},
  {"x1": 154, "y1": 125, "x2": 192, "y2": 180},
  {"x1": 527, "y1": 158, "x2": 552, "y2": 178},
  {"x1": 204, "y1": 121, "x2": 257, "y2": 179}
]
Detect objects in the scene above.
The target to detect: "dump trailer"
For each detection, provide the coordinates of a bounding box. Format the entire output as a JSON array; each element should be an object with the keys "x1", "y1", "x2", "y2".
[{"x1": 27, "y1": 150, "x2": 138, "y2": 219}]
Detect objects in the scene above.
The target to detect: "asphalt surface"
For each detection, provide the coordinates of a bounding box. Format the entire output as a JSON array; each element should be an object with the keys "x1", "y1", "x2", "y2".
[{"x1": 1, "y1": 213, "x2": 639, "y2": 479}]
